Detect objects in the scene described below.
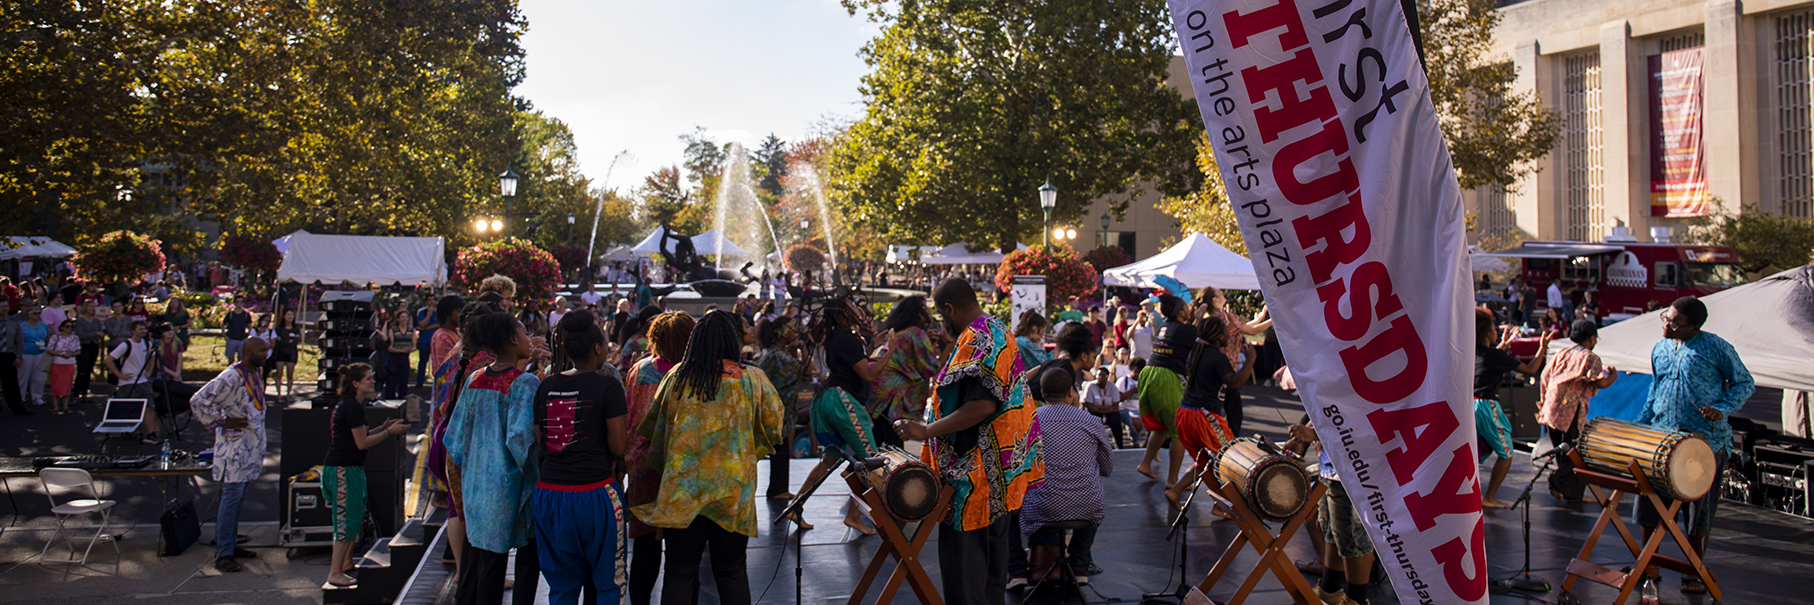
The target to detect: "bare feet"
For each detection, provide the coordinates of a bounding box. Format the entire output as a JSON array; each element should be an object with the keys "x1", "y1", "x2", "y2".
[
  {"x1": 326, "y1": 573, "x2": 356, "y2": 587},
  {"x1": 1482, "y1": 497, "x2": 1511, "y2": 510},
  {"x1": 784, "y1": 511, "x2": 815, "y2": 530},
  {"x1": 1210, "y1": 504, "x2": 1236, "y2": 520},
  {"x1": 1137, "y1": 466, "x2": 1158, "y2": 481},
  {"x1": 844, "y1": 517, "x2": 876, "y2": 535},
  {"x1": 1165, "y1": 489, "x2": 1182, "y2": 510},
  {"x1": 769, "y1": 492, "x2": 796, "y2": 501}
]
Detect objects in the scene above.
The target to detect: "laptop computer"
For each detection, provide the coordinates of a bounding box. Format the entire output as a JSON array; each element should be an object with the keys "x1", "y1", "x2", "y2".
[{"x1": 93, "y1": 398, "x2": 148, "y2": 434}]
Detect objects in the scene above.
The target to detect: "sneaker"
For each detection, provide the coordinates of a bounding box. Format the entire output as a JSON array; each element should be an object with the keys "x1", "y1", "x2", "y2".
[
  {"x1": 1315, "y1": 586, "x2": 1356, "y2": 605},
  {"x1": 1006, "y1": 574, "x2": 1028, "y2": 590},
  {"x1": 1073, "y1": 562, "x2": 1105, "y2": 576},
  {"x1": 233, "y1": 547, "x2": 258, "y2": 559},
  {"x1": 1074, "y1": 574, "x2": 1090, "y2": 585},
  {"x1": 214, "y1": 557, "x2": 242, "y2": 573}
]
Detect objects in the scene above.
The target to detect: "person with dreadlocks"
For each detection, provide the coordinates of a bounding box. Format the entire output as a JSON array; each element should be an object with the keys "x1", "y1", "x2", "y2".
[
  {"x1": 894, "y1": 279, "x2": 1042, "y2": 605},
  {"x1": 1162, "y1": 313, "x2": 1255, "y2": 511},
  {"x1": 1136, "y1": 294, "x2": 1195, "y2": 489},
  {"x1": 425, "y1": 296, "x2": 480, "y2": 569},
  {"x1": 624, "y1": 311, "x2": 694, "y2": 605},
  {"x1": 444, "y1": 311, "x2": 542, "y2": 605},
  {"x1": 819, "y1": 297, "x2": 895, "y2": 445},
  {"x1": 532, "y1": 310, "x2": 629, "y2": 605},
  {"x1": 754, "y1": 316, "x2": 810, "y2": 503},
  {"x1": 634, "y1": 311, "x2": 785, "y2": 605}
]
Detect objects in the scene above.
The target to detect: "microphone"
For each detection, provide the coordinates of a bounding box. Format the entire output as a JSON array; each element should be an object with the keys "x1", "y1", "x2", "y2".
[{"x1": 1534, "y1": 442, "x2": 1573, "y2": 461}]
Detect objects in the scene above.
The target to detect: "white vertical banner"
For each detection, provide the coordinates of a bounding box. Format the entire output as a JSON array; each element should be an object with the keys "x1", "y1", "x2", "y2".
[
  {"x1": 1164, "y1": 1, "x2": 1483, "y2": 604},
  {"x1": 1010, "y1": 275, "x2": 1047, "y2": 333}
]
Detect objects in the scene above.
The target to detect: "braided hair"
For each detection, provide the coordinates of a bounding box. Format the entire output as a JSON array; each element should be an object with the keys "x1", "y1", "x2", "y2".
[
  {"x1": 881, "y1": 295, "x2": 930, "y2": 333},
  {"x1": 443, "y1": 300, "x2": 506, "y2": 413},
  {"x1": 670, "y1": 311, "x2": 745, "y2": 402}
]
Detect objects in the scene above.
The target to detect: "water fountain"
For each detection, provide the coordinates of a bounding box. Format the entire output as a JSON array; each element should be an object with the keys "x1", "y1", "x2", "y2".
[
  {"x1": 686, "y1": 142, "x2": 786, "y2": 299},
  {"x1": 789, "y1": 164, "x2": 840, "y2": 278}
]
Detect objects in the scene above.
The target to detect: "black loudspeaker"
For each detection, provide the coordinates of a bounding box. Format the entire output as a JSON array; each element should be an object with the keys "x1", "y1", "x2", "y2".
[
  {"x1": 1501, "y1": 385, "x2": 1542, "y2": 440},
  {"x1": 316, "y1": 291, "x2": 378, "y2": 405},
  {"x1": 279, "y1": 402, "x2": 407, "y2": 535}
]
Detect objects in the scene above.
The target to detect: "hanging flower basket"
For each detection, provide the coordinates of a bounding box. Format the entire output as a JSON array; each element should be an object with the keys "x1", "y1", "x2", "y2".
[
  {"x1": 994, "y1": 244, "x2": 1098, "y2": 302},
  {"x1": 453, "y1": 237, "x2": 563, "y2": 303},
  {"x1": 219, "y1": 234, "x2": 282, "y2": 273},
  {"x1": 72, "y1": 231, "x2": 167, "y2": 284}
]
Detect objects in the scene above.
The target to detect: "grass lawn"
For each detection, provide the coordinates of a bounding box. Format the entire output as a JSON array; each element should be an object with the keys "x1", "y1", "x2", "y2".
[{"x1": 180, "y1": 333, "x2": 322, "y2": 387}]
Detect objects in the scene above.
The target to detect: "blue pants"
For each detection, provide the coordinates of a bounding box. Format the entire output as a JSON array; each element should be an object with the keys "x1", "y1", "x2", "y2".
[
  {"x1": 534, "y1": 481, "x2": 626, "y2": 605},
  {"x1": 217, "y1": 481, "x2": 248, "y2": 558}
]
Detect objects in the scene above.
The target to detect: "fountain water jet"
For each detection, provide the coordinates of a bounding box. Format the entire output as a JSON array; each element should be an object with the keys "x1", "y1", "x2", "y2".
[
  {"x1": 709, "y1": 143, "x2": 784, "y2": 273},
  {"x1": 791, "y1": 164, "x2": 840, "y2": 278}
]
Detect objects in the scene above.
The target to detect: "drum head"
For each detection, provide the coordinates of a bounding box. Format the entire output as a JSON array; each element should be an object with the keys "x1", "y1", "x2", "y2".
[
  {"x1": 883, "y1": 465, "x2": 940, "y2": 520},
  {"x1": 1251, "y1": 462, "x2": 1310, "y2": 520},
  {"x1": 1667, "y1": 436, "x2": 1717, "y2": 501}
]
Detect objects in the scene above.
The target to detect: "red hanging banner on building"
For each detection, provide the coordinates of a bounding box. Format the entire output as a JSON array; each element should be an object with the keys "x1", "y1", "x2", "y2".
[{"x1": 1650, "y1": 48, "x2": 1709, "y2": 217}]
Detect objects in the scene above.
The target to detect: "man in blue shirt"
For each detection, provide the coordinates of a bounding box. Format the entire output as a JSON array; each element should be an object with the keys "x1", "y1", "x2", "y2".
[{"x1": 1637, "y1": 296, "x2": 1753, "y2": 595}]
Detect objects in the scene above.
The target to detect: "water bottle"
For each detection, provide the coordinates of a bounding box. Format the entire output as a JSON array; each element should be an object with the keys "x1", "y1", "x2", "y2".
[
  {"x1": 1638, "y1": 575, "x2": 1659, "y2": 605},
  {"x1": 160, "y1": 440, "x2": 172, "y2": 468}
]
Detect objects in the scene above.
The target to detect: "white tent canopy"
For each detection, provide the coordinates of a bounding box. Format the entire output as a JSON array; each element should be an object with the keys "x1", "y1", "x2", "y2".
[
  {"x1": 1101, "y1": 233, "x2": 1262, "y2": 291},
  {"x1": 1579, "y1": 265, "x2": 1814, "y2": 392},
  {"x1": 276, "y1": 233, "x2": 447, "y2": 286},
  {"x1": 0, "y1": 236, "x2": 76, "y2": 259},
  {"x1": 1469, "y1": 245, "x2": 1511, "y2": 273},
  {"x1": 272, "y1": 229, "x2": 311, "y2": 255},
  {"x1": 690, "y1": 228, "x2": 750, "y2": 259},
  {"x1": 920, "y1": 243, "x2": 1028, "y2": 265}
]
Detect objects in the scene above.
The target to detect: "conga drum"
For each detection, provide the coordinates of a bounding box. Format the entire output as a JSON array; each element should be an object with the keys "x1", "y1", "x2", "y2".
[
  {"x1": 1212, "y1": 437, "x2": 1311, "y2": 521},
  {"x1": 1576, "y1": 417, "x2": 1718, "y2": 501},
  {"x1": 864, "y1": 446, "x2": 942, "y2": 520}
]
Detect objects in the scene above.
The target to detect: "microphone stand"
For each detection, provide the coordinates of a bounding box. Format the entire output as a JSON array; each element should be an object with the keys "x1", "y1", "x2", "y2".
[
  {"x1": 1490, "y1": 449, "x2": 1561, "y2": 595},
  {"x1": 1144, "y1": 473, "x2": 1205, "y2": 604}
]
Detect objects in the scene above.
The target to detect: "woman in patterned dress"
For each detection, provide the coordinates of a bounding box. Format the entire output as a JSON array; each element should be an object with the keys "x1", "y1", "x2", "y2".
[
  {"x1": 869, "y1": 295, "x2": 945, "y2": 425},
  {"x1": 1195, "y1": 286, "x2": 1270, "y2": 435},
  {"x1": 624, "y1": 311, "x2": 694, "y2": 605}
]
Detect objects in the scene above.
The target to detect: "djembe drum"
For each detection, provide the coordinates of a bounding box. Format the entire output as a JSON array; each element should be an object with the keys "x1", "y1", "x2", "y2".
[
  {"x1": 1213, "y1": 437, "x2": 1310, "y2": 521},
  {"x1": 1576, "y1": 417, "x2": 1718, "y2": 501},
  {"x1": 864, "y1": 446, "x2": 941, "y2": 520}
]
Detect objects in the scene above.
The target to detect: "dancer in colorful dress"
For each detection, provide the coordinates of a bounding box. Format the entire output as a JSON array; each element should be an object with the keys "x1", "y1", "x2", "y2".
[
  {"x1": 623, "y1": 311, "x2": 694, "y2": 605},
  {"x1": 444, "y1": 312, "x2": 542, "y2": 605}
]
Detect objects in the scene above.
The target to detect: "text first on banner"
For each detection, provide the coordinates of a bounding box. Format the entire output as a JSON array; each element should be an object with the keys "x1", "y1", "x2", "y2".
[{"x1": 1165, "y1": 1, "x2": 1484, "y2": 604}]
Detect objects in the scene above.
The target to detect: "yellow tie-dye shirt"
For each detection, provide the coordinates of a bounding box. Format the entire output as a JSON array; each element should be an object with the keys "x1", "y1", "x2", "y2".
[{"x1": 631, "y1": 360, "x2": 785, "y2": 537}]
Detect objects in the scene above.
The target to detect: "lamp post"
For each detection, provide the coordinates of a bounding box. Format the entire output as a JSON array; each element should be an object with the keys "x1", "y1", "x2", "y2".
[
  {"x1": 498, "y1": 168, "x2": 519, "y2": 236},
  {"x1": 1039, "y1": 180, "x2": 1057, "y2": 248},
  {"x1": 566, "y1": 213, "x2": 575, "y2": 245},
  {"x1": 1099, "y1": 212, "x2": 1111, "y2": 247}
]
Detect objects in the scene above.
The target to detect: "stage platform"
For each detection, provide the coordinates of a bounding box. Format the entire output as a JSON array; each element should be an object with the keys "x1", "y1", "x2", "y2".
[{"x1": 623, "y1": 386, "x2": 1813, "y2": 605}]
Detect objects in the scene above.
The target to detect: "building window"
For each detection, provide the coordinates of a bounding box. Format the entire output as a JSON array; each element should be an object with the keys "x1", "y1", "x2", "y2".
[
  {"x1": 1656, "y1": 32, "x2": 1705, "y2": 54},
  {"x1": 1476, "y1": 186, "x2": 1515, "y2": 236},
  {"x1": 1777, "y1": 11, "x2": 1814, "y2": 218},
  {"x1": 1563, "y1": 51, "x2": 1606, "y2": 241}
]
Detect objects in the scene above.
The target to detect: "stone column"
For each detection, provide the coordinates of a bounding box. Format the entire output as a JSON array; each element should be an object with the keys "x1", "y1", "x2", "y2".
[
  {"x1": 1600, "y1": 20, "x2": 1646, "y2": 241},
  {"x1": 1511, "y1": 39, "x2": 1554, "y2": 240},
  {"x1": 1703, "y1": 0, "x2": 1759, "y2": 215}
]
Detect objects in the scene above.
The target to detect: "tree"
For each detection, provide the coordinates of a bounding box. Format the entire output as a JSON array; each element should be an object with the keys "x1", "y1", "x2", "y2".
[
  {"x1": 755, "y1": 133, "x2": 789, "y2": 195},
  {"x1": 1420, "y1": 0, "x2": 1561, "y2": 191},
  {"x1": 828, "y1": 0, "x2": 1201, "y2": 253},
  {"x1": 1081, "y1": 245, "x2": 1132, "y2": 273},
  {"x1": 1156, "y1": 135, "x2": 1248, "y2": 256},
  {"x1": 637, "y1": 166, "x2": 708, "y2": 235},
  {"x1": 1682, "y1": 201, "x2": 1814, "y2": 273}
]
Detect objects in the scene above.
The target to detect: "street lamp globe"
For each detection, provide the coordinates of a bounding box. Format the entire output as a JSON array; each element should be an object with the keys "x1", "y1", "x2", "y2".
[
  {"x1": 490, "y1": 219, "x2": 504, "y2": 232},
  {"x1": 499, "y1": 168, "x2": 519, "y2": 198},
  {"x1": 1038, "y1": 180, "x2": 1057, "y2": 209},
  {"x1": 474, "y1": 218, "x2": 488, "y2": 232},
  {"x1": 1065, "y1": 228, "x2": 1077, "y2": 240},
  {"x1": 566, "y1": 213, "x2": 575, "y2": 225},
  {"x1": 1053, "y1": 227, "x2": 1065, "y2": 240},
  {"x1": 1100, "y1": 213, "x2": 1111, "y2": 230},
  {"x1": 801, "y1": 218, "x2": 810, "y2": 230}
]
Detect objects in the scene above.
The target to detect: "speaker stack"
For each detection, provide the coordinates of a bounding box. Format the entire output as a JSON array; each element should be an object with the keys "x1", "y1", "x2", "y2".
[{"x1": 316, "y1": 291, "x2": 377, "y2": 406}]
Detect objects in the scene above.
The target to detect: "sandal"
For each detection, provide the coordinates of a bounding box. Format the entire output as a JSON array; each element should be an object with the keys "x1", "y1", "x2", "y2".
[{"x1": 1681, "y1": 577, "x2": 1708, "y2": 594}]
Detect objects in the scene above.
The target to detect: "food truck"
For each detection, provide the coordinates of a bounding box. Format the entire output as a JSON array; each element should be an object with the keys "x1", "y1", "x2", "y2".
[{"x1": 1487, "y1": 240, "x2": 1746, "y2": 322}]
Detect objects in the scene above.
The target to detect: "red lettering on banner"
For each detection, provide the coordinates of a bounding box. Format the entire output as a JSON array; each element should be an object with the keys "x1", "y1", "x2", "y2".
[
  {"x1": 1315, "y1": 262, "x2": 1404, "y2": 341},
  {"x1": 1243, "y1": 50, "x2": 1336, "y2": 142},
  {"x1": 1432, "y1": 515, "x2": 1490, "y2": 600},
  {"x1": 1339, "y1": 315, "x2": 1427, "y2": 403},
  {"x1": 1292, "y1": 192, "x2": 1371, "y2": 283},
  {"x1": 1404, "y1": 443, "x2": 1481, "y2": 531},
  {"x1": 1272, "y1": 120, "x2": 1357, "y2": 206},
  {"x1": 1365, "y1": 401, "x2": 1459, "y2": 484},
  {"x1": 1223, "y1": 0, "x2": 1308, "y2": 51}
]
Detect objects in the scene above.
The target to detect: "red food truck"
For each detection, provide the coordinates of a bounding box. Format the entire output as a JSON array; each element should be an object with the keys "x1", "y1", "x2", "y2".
[{"x1": 1488, "y1": 240, "x2": 1746, "y2": 322}]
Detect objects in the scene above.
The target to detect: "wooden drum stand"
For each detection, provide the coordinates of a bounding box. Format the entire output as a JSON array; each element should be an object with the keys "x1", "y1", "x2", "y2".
[
  {"x1": 842, "y1": 468, "x2": 952, "y2": 605},
  {"x1": 1560, "y1": 450, "x2": 1723, "y2": 604},
  {"x1": 1195, "y1": 477, "x2": 1328, "y2": 605}
]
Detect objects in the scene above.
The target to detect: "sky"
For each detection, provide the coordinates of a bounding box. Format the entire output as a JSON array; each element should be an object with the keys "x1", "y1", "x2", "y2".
[{"x1": 514, "y1": 0, "x2": 877, "y2": 193}]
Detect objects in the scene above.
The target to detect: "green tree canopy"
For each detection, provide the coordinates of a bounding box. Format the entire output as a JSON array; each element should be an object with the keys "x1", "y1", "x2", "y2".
[{"x1": 828, "y1": 0, "x2": 1201, "y2": 253}]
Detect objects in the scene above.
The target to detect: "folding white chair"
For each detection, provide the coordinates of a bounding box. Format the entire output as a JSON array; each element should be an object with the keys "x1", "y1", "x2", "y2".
[{"x1": 38, "y1": 468, "x2": 119, "y2": 565}]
